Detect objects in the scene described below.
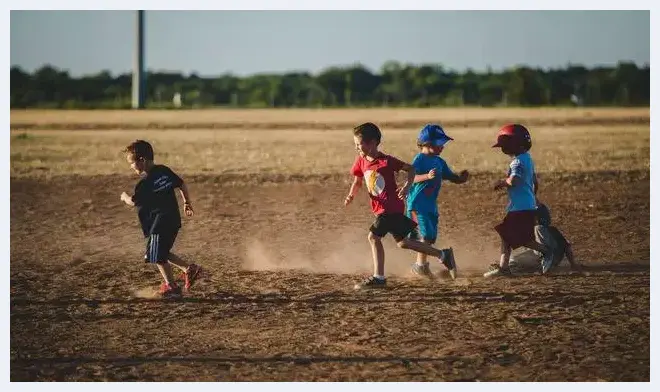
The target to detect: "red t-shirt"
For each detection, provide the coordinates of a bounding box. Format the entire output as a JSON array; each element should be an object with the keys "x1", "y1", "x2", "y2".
[{"x1": 351, "y1": 153, "x2": 407, "y2": 215}]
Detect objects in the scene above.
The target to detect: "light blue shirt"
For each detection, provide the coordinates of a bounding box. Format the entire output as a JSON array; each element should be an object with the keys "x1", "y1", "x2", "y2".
[
  {"x1": 506, "y1": 152, "x2": 537, "y2": 212},
  {"x1": 406, "y1": 153, "x2": 456, "y2": 215}
]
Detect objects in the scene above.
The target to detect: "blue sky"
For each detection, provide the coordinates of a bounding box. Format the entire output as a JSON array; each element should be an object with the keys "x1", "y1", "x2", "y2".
[{"x1": 10, "y1": 10, "x2": 650, "y2": 77}]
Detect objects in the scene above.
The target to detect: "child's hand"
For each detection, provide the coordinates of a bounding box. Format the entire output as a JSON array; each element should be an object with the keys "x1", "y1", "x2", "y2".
[
  {"x1": 427, "y1": 169, "x2": 436, "y2": 180},
  {"x1": 184, "y1": 202, "x2": 194, "y2": 217},
  {"x1": 120, "y1": 192, "x2": 136, "y2": 207},
  {"x1": 344, "y1": 194, "x2": 354, "y2": 206},
  {"x1": 493, "y1": 179, "x2": 507, "y2": 191},
  {"x1": 459, "y1": 170, "x2": 469, "y2": 183},
  {"x1": 397, "y1": 184, "x2": 410, "y2": 200}
]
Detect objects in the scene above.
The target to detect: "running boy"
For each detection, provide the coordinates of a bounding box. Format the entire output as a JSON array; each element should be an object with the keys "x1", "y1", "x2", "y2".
[
  {"x1": 120, "y1": 140, "x2": 202, "y2": 298},
  {"x1": 344, "y1": 122, "x2": 457, "y2": 290},
  {"x1": 407, "y1": 124, "x2": 469, "y2": 279},
  {"x1": 483, "y1": 124, "x2": 554, "y2": 278}
]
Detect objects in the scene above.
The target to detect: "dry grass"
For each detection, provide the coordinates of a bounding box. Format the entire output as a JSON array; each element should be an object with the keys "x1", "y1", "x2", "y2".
[
  {"x1": 10, "y1": 125, "x2": 649, "y2": 178},
  {"x1": 10, "y1": 107, "x2": 650, "y2": 130},
  {"x1": 10, "y1": 108, "x2": 649, "y2": 178}
]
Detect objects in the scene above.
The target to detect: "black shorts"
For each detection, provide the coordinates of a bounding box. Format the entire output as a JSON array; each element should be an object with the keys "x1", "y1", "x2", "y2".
[
  {"x1": 144, "y1": 230, "x2": 178, "y2": 264},
  {"x1": 370, "y1": 213, "x2": 418, "y2": 242}
]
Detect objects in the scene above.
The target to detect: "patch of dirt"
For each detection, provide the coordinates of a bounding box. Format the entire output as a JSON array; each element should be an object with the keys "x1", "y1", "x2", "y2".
[{"x1": 10, "y1": 170, "x2": 649, "y2": 381}]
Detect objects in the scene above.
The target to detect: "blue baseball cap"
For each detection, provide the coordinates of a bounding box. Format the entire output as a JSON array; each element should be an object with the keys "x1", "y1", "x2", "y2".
[{"x1": 418, "y1": 124, "x2": 453, "y2": 147}]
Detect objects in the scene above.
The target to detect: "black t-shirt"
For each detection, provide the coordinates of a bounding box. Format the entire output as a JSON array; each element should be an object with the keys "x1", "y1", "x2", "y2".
[{"x1": 132, "y1": 164, "x2": 183, "y2": 236}]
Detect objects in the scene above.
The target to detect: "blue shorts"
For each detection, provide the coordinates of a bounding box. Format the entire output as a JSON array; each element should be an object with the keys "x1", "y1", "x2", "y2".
[{"x1": 407, "y1": 210, "x2": 439, "y2": 243}]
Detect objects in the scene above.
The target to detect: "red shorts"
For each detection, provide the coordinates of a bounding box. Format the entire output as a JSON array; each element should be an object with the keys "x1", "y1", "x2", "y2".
[{"x1": 495, "y1": 210, "x2": 536, "y2": 249}]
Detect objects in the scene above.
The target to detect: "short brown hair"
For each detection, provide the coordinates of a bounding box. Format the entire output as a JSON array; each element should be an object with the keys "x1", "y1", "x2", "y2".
[
  {"x1": 353, "y1": 122, "x2": 382, "y2": 144},
  {"x1": 123, "y1": 140, "x2": 154, "y2": 161}
]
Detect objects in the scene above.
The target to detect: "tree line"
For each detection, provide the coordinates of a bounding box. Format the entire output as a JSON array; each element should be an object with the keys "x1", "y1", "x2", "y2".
[{"x1": 10, "y1": 60, "x2": 649, "y2": 109}]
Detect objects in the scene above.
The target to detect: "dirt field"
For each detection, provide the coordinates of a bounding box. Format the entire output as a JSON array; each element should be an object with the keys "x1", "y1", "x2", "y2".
[{"x1": 10, "y1": 108, "x2": 650, "y2": 381}]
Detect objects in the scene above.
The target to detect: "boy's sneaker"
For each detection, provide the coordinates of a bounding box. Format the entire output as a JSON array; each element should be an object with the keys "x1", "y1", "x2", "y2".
[
  {"x1": 181, "y1": 264, "x2": 203, "y2": 291},
  {"x1": 440, "y1": 248, "x2": 457, "y2": 279},
  {"x1": 411, "y1": 262, "x2": 434, "y2": 279},
  {"x1": 159, "y1": 282, "x2": 182, "y2": 299},
  {"x1": 483, "y1": 263, "x2": 512, "y2": 278},
  {"x1": 541, "y1": 250, "x2": 555, "y2": 274},
  {"x1": 354, "y1": 276, "x2": 387, "y2": 290}
]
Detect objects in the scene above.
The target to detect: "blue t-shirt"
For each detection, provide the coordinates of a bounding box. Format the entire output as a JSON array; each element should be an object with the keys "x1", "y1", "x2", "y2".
[
  {"x1": 406, "y1": 153, "x2": 456, "y2": 215},
  {"x1": 506, "y1": 152, "x2": 537, "y2": 212}
]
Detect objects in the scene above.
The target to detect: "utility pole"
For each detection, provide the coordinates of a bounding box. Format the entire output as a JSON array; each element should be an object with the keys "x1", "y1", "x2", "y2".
[{"x1": 132, "y1": 10, "x2": 145, "y2": 109}]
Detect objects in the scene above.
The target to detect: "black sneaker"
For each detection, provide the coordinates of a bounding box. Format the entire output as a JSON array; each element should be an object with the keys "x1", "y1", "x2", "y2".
[
  {"x1": 440, "y1": 248, "x2": 457, "y2": 279},
  {"x1": 354, "y1": 276, "x2": 387, "y2": 290}
]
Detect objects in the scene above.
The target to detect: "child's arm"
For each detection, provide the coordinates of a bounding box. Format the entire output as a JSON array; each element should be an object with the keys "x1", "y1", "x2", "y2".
[
  {"x1": 495, "y1": 157, "x2": 524, "y2": 191},
  {"x1": 397, "y1": 163, "x2": 416, "y2": 199},
  {"x1": 445, "y1": 170, "x2": 470, "y2": 184},
  {"x1": 177, "y1": 181, "x2": 194, "y2": 216},
  {"x1": 494, "y1": 174, "x2": 519, "y2": 190},
  {"x1": 410, "y1": 154, "x2": 432, "y2": 183},
  {"x1": 121, "y1": 182, "x2": 146, "y2": 207},
  {"x1": 440, "y1": 161, "x2": 469, "y2": 185},
  {"x1": 344, "y1": 176, "x2": 363, "y2": 206},
  {"x1": 414, "y1": 169, "x2": 436, "y2": 183}
]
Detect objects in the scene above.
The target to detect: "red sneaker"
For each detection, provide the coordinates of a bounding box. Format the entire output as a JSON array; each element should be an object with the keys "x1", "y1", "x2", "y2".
[
  {"x1": 182, "y1": 264, "x2": 202, "y2": 291},
  {"x1": 159, "y1": 282, "x2": 182, "y2": 299}
]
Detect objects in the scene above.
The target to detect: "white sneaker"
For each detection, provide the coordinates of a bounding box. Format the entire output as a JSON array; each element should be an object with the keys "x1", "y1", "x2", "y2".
[{"x1": 483, "y1": 263, "x2": 512, "y2": 278}]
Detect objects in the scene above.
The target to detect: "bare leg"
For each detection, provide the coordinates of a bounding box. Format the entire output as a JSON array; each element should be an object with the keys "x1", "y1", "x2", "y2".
[
  {"x1": 396, "y1": 238, "x2": 443, "y2": 259},
  {"x1": 368, "y1": 232, "x2": 385, "y2": 277},
  {"x1": 156, "y1": 262, "x2": 176, "y2": 286},
  {"x1": 167, "y1": 252, "x2": 189, "y2": 273},
  {"x1": 416, "y1": 239, "x2": 430, "y2": 265},
  {"x1": 500, "y1": 239, "x2": 512, "y2": 269}
]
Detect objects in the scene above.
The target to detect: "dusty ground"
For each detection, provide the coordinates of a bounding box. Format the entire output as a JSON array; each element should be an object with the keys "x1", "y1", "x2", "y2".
[{"x1": 10, "y1": 108, "x2": 650, "y2": 381}]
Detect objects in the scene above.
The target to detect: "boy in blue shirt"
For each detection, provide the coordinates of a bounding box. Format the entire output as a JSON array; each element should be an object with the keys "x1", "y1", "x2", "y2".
[
  {"x1": 407, "y1": 124, "x2": 469, "y2": 279},
  {"x1": 484, "y1": 124, "x2": 555, "y2": 278}
]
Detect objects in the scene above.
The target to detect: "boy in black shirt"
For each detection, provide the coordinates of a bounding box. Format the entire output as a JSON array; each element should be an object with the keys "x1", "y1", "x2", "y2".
[{"x1": 120, "y1": 140, "x2": 202, "y2": 298}]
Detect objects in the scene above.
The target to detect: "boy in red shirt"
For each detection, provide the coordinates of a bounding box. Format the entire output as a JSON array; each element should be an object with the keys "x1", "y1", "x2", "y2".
[{"x1": 344, "y1": 122, "x2": 457, "y2": 290}]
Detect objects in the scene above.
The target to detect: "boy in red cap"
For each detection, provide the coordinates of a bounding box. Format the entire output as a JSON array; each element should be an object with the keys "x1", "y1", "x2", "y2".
[{"x1": 484, "y1": 124, "x2": 554, "y2": 278}]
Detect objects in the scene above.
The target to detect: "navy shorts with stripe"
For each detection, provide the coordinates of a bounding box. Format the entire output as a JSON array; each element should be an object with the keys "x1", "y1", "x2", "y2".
[{"x1": 144, "y1": 230, "x2": 178, "y2": 264}]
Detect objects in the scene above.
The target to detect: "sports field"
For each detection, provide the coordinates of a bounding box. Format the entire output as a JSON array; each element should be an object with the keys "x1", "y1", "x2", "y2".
[{"x1": 10, "y1": 107, "x2": 649, "y2": 381}]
